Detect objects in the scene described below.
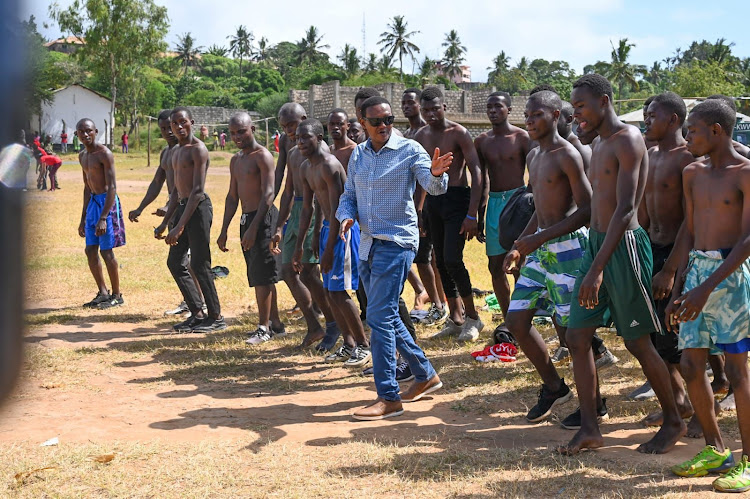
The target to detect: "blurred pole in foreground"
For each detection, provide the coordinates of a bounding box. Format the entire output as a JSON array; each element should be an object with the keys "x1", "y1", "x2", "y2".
[{"x1": 0, "y1": 0, "x2": 28, "y2": 407}]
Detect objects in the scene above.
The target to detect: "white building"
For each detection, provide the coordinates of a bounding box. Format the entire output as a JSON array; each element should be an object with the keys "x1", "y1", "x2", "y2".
[{"x1": 30, "y1": 85, "x2": 113, "y2": 145}]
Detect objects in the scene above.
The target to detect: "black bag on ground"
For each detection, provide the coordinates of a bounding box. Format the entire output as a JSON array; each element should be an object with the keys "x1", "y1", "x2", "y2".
[{"x1": 497, "y1": 186, "x2": 535, "y2": 252}]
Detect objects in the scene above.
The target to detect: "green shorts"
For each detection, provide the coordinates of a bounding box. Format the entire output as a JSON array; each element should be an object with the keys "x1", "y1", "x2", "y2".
[
  {"x1": 679, "y1": 250, "x2": 750, "y2": 354},
  {"x1": 485, "y1": 187, "x2": 524, "y2": 256},
  {"x1": 508, "y1": 227, "x2": 588, "y2": 327},
  {"x1": 282, "y1": 199, "x2": 318, "y2": 265},
  {"x1": 568, "y1": 227, "x2": 661, "y2": 339}
]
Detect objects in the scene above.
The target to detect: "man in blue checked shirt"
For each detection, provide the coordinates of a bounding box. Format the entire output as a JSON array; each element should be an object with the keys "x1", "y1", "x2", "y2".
[{"x1": 337, "y1": 96, "x2": 454, "y2": 421}]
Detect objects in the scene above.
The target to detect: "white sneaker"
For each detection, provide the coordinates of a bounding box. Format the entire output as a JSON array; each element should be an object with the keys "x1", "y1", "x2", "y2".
[
  {"x1": 458, "y1": 317, "x2": 484, "y2": 342},
  {"x1": 430, "y1": 318, "x2": 462, "y2": 339},
  {"x1": 246, "y1": 326, "x2": 272, "y2": 345},
  {"x1": 423, "y1": 304, "x2": 449, "y2": 326}
]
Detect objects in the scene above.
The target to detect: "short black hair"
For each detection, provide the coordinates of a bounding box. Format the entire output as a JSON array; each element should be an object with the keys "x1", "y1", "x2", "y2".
[
  {"x1": 420, "y1": 86, "x2": 443, "y2": 103},
  {"x1": 328, "y1": 108, "x2": 348, "y2": 120},
  {"x1": 488, "y1": 91, "x2": 512, "y2": 104},
  {"x1": 530, "y1": 84, "x2": 558, "y2": 95},
  {"x1": 360, "y1": 96, "x2": 390, "y2": 118},
  {"x1": 560, "y1": 101, "x2": 574, "y2": 121},
  {"x1": 403, "y1": 87, "x2": 422, "y2": 100},
  {"x1": 354, "y1": 87, "x2": 380, "y2": 105},
  {"x1": 158, "y1": 109, "x2": 172, "y2": 121},
  {"x1": 348, "y1": 117, "x2": 360, "y2": 125},
  {"x1": 652, "y1": 92, "x2": 687, "y2": 125},
  {"x1": 643, "y1": 95, "x2": 655, "y2": 109},
  {"x1": 527, "y1": 90, "x2": 562, "y2": 112},
  {"x1": 572, "y1": 74, "x2": 613, "y2": 101},
  {"x1": 297, "y1": 118, "x2": 324, "y2": 137},
  {"x1": 171, "y1": 106, "x2": 193, "y2": 120},
  {"x1": 690, "y1": 100, "x2": 736, "y2": 136},
  {"x1": 706, "y1": 94, "x2": 737, "y2": 112}
]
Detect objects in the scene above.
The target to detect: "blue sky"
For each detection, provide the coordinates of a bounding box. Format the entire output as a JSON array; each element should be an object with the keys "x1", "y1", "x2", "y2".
[{"x1": 24, "y1": 0, "x2": 750, "y2": 83}]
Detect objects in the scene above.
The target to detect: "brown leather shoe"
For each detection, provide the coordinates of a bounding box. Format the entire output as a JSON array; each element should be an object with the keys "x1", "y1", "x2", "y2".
[
  {"x1": 352, "y1": 398, "x2": 404, "y2": 421},
  {"x1": 400, "y1": 374, "x2": 443, "y2": 402}
]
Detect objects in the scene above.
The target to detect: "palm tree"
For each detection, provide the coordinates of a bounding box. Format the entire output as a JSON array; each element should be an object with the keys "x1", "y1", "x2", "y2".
[
  {"x1": 227, "y1": 25, "x2": 253, "y2": 78},
  {"x1": 378, "y1": 53, "x2": 395, "y2": 75},
  {"x1": 603, "y1": 38, "x2": 647, "y2": 113},
  {"x1": 709, "y1": 37, "x2": 735, "y2": 65},
  {"x1": 364, "y1": 53, "x2": 378, "y2": 73},
  {"x1": 419, "y1": 57, "x2": 436, "y2": 85},
  {"x1": 254, "y1": 37, "x2": 269, "y2": 63},
  {"x1": 295, "y1": 26, "x2": 329, "y2": 64},
  {"x1": 377, "y1": 15, "x2": 420, "y2": 80},
  {"x1": 205, "y1": 44, "x2": 228, "y2": 57},
  {"x1": 645, "y1": 61, "x2": 663, "y2": 89},
  {"x1": 175, "y1": 32, "x2": 202, "y2": 75},
  {"x1": 338, "y1": 44, "x2": 360, "y2": 77},
  {"x1": 442, "y1": 30, "x2": 466, "y2": 81},
  {"x1": 487, "y1": 51, "x2": 510, "y2": 82}
]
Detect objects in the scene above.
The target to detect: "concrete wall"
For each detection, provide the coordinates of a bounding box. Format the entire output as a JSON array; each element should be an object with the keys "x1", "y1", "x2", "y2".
[{"x1": 182, "y1": 106, "x2": 260, "y2": 126}]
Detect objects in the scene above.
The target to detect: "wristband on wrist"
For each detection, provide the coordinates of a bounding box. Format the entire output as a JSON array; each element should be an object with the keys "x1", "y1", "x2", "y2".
[{"x1": 465, "y1": 215, "x2": 477, "y2": 221}]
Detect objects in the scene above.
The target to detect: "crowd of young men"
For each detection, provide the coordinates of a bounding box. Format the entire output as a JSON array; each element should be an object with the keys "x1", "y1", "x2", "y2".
[{"x1": 74, "y1": 73, "x2": 750, "y2": 492}]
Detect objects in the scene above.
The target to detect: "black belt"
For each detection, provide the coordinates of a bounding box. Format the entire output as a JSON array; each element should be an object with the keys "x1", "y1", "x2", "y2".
[{"x1": 178, "y1": 193, "x2": 207, "y2": 205}]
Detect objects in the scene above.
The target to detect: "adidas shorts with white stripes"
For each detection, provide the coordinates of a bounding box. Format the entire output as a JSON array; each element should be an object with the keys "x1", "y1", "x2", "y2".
[
  {"x1": 320, "y1": 219, "x2": 360, "y2": 292},
  {"x1": 568, "y1": 227, "x2": 662, "y2": 340}
]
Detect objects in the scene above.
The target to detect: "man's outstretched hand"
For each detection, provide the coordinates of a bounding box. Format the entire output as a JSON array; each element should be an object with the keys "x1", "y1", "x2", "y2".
[{"x1": 431, "y1": 148, "x2": 453, "y2": 176}]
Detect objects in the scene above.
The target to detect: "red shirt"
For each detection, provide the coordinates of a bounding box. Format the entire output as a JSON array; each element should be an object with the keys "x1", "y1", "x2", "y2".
[
  {"x1": 40, "y1": 154, "x2": 62, "y2": 166},
  {"x1": 122, "y1": 133, "x2": 129, "y2": 145},
  {"x1": 61, "y1": 133, "x2": 68, "y2": 144}
]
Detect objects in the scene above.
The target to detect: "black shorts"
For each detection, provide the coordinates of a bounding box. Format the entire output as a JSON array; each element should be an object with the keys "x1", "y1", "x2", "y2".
[
  {"x1": 241, "y1": 206, "x2": 280, "y2": 287},
  {"x1": 651, "y1": 242, "x2": 681, "y2": 364},
  {"x1": 414, "y1": 213, "x2": 432, "y2": 265}
]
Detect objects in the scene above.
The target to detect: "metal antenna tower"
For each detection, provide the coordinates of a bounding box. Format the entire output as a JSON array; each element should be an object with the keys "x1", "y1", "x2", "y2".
[{"x1": 362, "y1": 13, "x2": 366, "y2": 56}]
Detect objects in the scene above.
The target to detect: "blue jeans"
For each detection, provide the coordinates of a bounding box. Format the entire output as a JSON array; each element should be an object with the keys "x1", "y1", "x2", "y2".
[{"x1": 359, "y1": 239, "x2": 436, "y2": 401}]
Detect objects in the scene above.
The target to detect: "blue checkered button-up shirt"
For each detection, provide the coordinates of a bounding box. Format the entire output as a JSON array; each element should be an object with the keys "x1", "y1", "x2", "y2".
[{"x1": 336, "y1": 133, "x2": 448, "y2": 260}]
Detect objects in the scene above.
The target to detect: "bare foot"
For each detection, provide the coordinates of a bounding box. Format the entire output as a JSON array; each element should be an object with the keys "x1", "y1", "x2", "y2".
[
  {"x1": 637, "y1": 420, "x2": 686, "y2": 454},
  {"x1": 686, "y1": 414, "x2": 703, "y2": 438},
  {"x1": 413, "y1": 291, "x2": 429, "y2": 310},
  {"x1": 556, "y1": 428, "x2": 604, "y2": 455},
  {"x1": 711, "y1": 378, "x2": 730, "y2": 395},
  {"x1": 642, "y1": 404, "x2": 693, "y2": 427},
  {"x1": 299, "y1": 329, "x2": 326, "y2": 348},
  {"x1": 720, "y1": 391, "x2": 736, "y2": 411}
]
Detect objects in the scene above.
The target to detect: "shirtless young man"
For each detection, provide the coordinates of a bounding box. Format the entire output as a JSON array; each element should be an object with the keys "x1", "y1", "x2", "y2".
[
  {"x1": 294, "y1": 119, "x2": 371, "y2": 368},
  {"x1": 416, "y1": 86, "x2": 484, "y2": 341},
  {"x1": 218, "y1": 112, "x2": 283, "y2": 344},
  {"x1": 560, "y1": 74, "x2": 686, "y2": 455},
  {"x1": 271, "y1": 103, "x2": 338, "y2": 349},
  {"x1": 328, "y1": 108, "x2": 357, "y2": 172},
  {"x1": 638, "y1": 92, "x2": 696, "y2": 428},
  {"x1": 76, "y1": 118, "x2": 126, "y2": 309},
  {"x1": 643, "y1": 96, "x2": 658, "y2": 150},
  {"x1": 155, "y1": 107, "x2": 225, "y2": 333},
  {"x1": 474, "y1": 92, "x2": 530, "y2": 319},
  {"x1": 128, "y1": 110, "x2": 204, "y2": 316},
  {"x1": 502, "y1": 91, "x2": 592, "y2": 423},
  {"x1": 559, "y1": 101, "x2": 592, "y2": 175},
  {"x1": 347, "y1": 119, "x2": 365, "y2": 144},
  {"x1": 667, "y1": 100, "x2": 750, "y2": 492},
  {"x1": 403, "y1": 87, "x2": 446, "y2": 322},
  {"x1": 706, "y1": 95, "x2": 750, "y2": 161}
]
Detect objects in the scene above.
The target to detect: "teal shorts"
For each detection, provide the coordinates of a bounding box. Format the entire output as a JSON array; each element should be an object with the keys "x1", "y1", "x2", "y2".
[
  {"x1": 679, "y1": 250, "x2": 750, "y2": 354},
  {"x1": 508, "y1": 228, "x2": 588, "y2": 327},
  {"x1": 485, "y1": 187, "x2": 524, "y2": 256},
  {"x1": 568, "y1": 227, "x2": 661, "y2": 339},
  {"x1": 282, "y1": 199, "x2": 318, "y2": 265}
]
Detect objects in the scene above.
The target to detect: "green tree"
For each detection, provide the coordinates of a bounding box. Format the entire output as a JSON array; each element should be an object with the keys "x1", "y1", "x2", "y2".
[
  {"x1": 441, "y1": 29, "x2": 466, "y2": 81},
  {"x1": 205, "y1": 44, "x2": 228, "y2": 57},
  {"x1": 228, "y1": 25, "x2": 253, "y2": 78},
  {"x1": 174, "y1": 32, "x2": 202, "y2": 75},
  {"x1": 602, "y1": 38, "x2": 646, "y2": 113},
  {"x1": 254, "y1": 37, "x2": 270, "y2": 64},
  {"x1": 364, "y1": 53, "x2": 379, "y2": 73},
  {"x1": 51, "y1": 0, "x2": 168, "y2": 143},
  {"x1": 487, "y1": 51, "x2": 510, "y2": 82},
  {"x1": 671, "y1": 60, "x2": 744, "y2": 98},
  {"x1": 338, "y1": 44, "x2": 360, "y2": 77},
  {"x1": 295, "y1": 26, "x2": 329, "y2": 64},
  {"x1": 23, "y1": 16, "x2": 54, "y2": 120},
  {"x1": 419, "y1": 57, "x2": 436, "y2": 85},
  {"x1": 378, "y1": 15, "x2": 420, "y2": 80}
]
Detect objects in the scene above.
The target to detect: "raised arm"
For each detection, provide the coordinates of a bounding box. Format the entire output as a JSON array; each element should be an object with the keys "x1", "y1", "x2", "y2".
[{"x1": 217, "y1": 156, "x2": 240, "y2": 252}]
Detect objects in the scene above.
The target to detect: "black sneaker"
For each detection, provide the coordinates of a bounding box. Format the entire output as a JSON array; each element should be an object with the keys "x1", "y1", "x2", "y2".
[
  {"x1": 83, "y1": 291, "x2": 110, "y2": 308},
  {"x1": 560, "y1": 398, "x2": 609, "y2": 430},
  {"x1": 173, "y1": 314, "x2": 205, "y2": 333},
  {"x1": 526, "y1": 380, "x2": 574, "y2": 423},
  {"x1": 362, "y1": 366, "x2": 374, "y2": 376},
  {"x1": 395, "y1": 361, "x2": 415, "y2": 382},
  {"x1": 97, "y1": 294, "x2": 124, "y2": 310},
  {"x1": 192, "y1": 316, "x2": 228, "y2": 333}
]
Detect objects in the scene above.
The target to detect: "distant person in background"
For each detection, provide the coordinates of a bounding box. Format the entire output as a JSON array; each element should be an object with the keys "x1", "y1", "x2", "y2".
[
  {"x1": 200, "y1": 124, "x2": 209, "y2": 142},
  {"x1": 72, "y1": 133, "x2": 81, "y2": 152},
  {"x1": 43, "y1": 134, "x2": 52, "y2": 150},
  {"x1": 41, "y1": 151, "x2": 62, "y2": 191},
  {"x1": 220, "y1": 131, "x2": 226, "y2": 150},
  {"x1": 60, "y1": 131, "x2": 68, "y2": 153},
  {"x1": 212, "y1": 130, "x2": 219, "y2": 151},
  {"x1": 121, "y1": 130, "x2": 129, "y2": 153},
  {"x1": 274, "y1": 131, "x2": 279, "y2": 153}
]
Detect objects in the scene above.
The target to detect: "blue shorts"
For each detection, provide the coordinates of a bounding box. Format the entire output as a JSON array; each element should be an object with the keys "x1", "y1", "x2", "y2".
[
  {"x1": 320, "y1": 219, "x2": 359, "y2": 291},
  {"x1": 485, "y1": 187, "x2": 524, "y2": 256},
  {"x1": 85, "y1": 193, "x2": 126, "y2": 250}
]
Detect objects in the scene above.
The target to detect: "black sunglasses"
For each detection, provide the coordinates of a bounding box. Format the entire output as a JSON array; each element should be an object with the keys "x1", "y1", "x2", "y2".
[{"x1": 364, "y1": 116, "x2": 395, "y2": 127}]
